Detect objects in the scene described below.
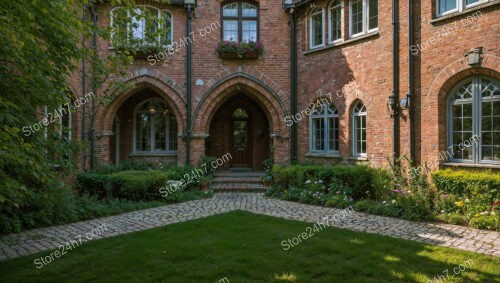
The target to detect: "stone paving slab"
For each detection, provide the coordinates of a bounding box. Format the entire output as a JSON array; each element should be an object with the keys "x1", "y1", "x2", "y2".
[{"x1": 0, "y1": 193, "x2": 498, "y2": 261}]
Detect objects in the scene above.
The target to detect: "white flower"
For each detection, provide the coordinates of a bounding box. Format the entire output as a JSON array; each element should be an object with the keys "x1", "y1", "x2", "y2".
[
  {"x1": 407, "y1": 190, "x2": 411, "y2": 193},
  {"x1": 365, "y1": 191, "x2": 369, "y2": 194},
  {"x1": 465, "y1": 198, "x2": 470, "y2": 203},
  {"x1": 491, "y1": 212, "x2": 496, "y2": 216},
  {"x1": 306, "y1": 180, "x2": 311, "y2": 184},
  {"x1": 382, "y1": 201, "x2": 387, "y2": 204},
  {"x1": 318, "y1": 180, "x2": 323, "y2": 183},
  {"x1": 440, "y1": 210, "x2": 444, "y2": 213},
  {"x1": 391, "y1": 200, "x2": 396, "y2": 204}
]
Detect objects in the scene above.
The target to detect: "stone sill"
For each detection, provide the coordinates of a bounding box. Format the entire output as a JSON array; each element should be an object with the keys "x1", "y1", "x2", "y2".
[
  {"x1": 306, "y1": 152, "x2": 341, "y2": 158},
  {"x1": 129, "y1": 152, "x2": 177, "y2": 157},
  {"x1": 442, "y1": 162, "x2": 500, "y2": 169},
  {"x1": 349, "y1": 156, "x2": 368, "y2": 161},
  {"x1": 303, "y1": 31, "x2": 380, "y2": 56},
  {"x1": 430, "y1": 0, "x2": 499, "y2": 25}
]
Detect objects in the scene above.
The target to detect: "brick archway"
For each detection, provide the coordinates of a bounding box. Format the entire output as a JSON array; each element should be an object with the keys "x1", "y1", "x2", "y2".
[
  {"x1": 97, "y1": 70, "x2": 187, "y2": 165},
  {"x1": 191, "y1": 74, "x2": 288, "y2": 137},
  {"x1": 99, "y1": 71, "x2": 186, "y2": 134}
]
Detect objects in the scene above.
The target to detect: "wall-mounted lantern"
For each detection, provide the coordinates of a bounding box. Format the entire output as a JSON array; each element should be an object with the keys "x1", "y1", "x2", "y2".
[{"x1": 282, "y1": 0, "x2": 293, "y2": 9}]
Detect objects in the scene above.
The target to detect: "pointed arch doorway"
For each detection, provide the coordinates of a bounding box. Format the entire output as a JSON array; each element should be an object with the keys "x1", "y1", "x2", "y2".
[{"x1": 206, "y1": 94, "x2": 270, "y2": 170}]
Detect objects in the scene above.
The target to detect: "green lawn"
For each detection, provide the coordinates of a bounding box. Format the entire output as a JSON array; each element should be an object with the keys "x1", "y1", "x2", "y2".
[{"x1": 0, "y1": 211, "x2": 498, "y2": 283}]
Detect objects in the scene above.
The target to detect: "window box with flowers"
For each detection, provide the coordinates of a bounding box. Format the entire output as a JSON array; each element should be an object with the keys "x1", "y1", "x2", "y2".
[{"x1": 216, "y1": 41, "x2": 263, "y2": 59}]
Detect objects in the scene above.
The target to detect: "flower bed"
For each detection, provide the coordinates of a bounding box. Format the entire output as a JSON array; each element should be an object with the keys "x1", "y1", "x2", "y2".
[{"x1": 266, "y1": 164, "x2": 499, "y2": 231}]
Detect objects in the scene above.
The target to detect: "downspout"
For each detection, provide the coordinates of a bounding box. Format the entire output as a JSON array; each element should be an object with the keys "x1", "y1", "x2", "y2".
[
  {"x1": 90, "y1": 4, "x2": 98, "y2": 169},
  {"x1": 392, "y1": 0, "x2": 400, "y2": 162},
  {"x1": 185, "y1": 3, "x2": 192, "y2": 166},
  {"x1": 408, "y1": 0, "x2": 415, "y2": 162},
  {"x1": 290, "y1": 9, "x2": 297, "y2": 164}
]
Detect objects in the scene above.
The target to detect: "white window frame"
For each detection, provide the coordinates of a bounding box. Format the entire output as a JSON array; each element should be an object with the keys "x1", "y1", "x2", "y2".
[
  {"x1": 110, "y1": 6, "x2": 173, "y2": 47},
  {"x1": 328, "y1": 0, "x2": 343, "y2": 44},
  {"x1": 447, "y1": 76, "x2": 500, "y2": 164},
  {"x1": 309, "y1": 102, "x2": 340, "y2": 153},
  {"x1": 436, "y1": 0, "x2": 488, "y2": 17},
  {"x1": 309, "y1": 8, "x2": 325, "y2": 49},
  {"x1": 349, "y1": 0, "x2": 378, "y2": 38},
  {"x1": 132, "y1": 98, "x2": 177, "y2": 154},
  {"x1": 351, "y1": 102, "x2": 367, "y2": 157},
  {"x1": 59, "y1": 103, "x2": 72, "y2": 141}
]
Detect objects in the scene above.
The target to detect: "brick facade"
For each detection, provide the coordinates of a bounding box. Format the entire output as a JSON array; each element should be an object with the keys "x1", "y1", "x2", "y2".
[{"x1": 67, "y1": 0, "x2": 499, "y2": 170}]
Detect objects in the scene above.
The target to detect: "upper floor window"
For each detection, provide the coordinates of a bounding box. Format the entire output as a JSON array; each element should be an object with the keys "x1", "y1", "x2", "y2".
[
  {"x1": 349, "y1": 0, "x2": 378, "y2": 37},
  {"x1": 329, "y1": 0, "x2": 343, "y2": 43},
  {"x1": 111, "y1": 6, "x2": 172, "y2": 47},
  {"x1": 352, "y1": 101, "x2": 367, "y2": 157},
  {"x1": 310, "y1": 8, "x2": 325, "y2": 49},
  {"x1": 437, "y1": 0, "x2": 488, "y2": 16},
  {"x1": 134, "y1": 98, "x2": 177, "y2": 153},
  {"x1": 222, "y1": 1, "x2": 258, "y2": 42},
  {"x1": 310, "y1": 101, "x2": 339, "y2": 153},
  {"x1": 447, "y1": 76, "x2": 499, "y2": 163}
]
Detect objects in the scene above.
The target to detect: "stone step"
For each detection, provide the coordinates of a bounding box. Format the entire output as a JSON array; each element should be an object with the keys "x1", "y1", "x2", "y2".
[
  {"x1": 214, "y1": 171, "x2": 266, "y2": 178},
  {"x1": 210, "y1": 183, "x2": 267, "y2": 192},
  {"x1": 211, "y1": 176, "x2": 262, "y2": 183}
]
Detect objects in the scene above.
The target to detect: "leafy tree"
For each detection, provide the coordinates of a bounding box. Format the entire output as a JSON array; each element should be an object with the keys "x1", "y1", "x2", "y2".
[{"x1": 0, "y1": 0, "x2": 169, "y2": 232}]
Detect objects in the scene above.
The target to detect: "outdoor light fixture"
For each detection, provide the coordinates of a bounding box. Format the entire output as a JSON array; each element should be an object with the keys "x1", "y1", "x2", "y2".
[
  {"x1": 400, "y1": 94, "x2": 410, "y2": 110},
  {"x1": 184, "y1": 0, "x2": 195, "y2": 4},
  {"x1": 282, "y1": 0, "x2": 293, "y2": 9},
  {"x1": 387, "y1": 94, "x2": 397, "y2": 117},
  {"x1": 148, "y1": 106, "x2": 157, "y2": 114}
]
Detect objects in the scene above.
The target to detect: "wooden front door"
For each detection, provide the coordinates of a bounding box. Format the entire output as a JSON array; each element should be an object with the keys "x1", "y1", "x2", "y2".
[{"x1": 231, "y1": 108, "x2": 250, "y2": 167}]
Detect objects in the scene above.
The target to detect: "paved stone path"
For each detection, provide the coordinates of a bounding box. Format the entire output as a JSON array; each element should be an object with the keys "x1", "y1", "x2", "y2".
[{"x1": 0, "y1": 193, "x2": 498, "y2": 261}]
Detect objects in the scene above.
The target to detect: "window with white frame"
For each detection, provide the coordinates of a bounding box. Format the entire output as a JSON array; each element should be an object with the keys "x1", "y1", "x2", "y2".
[
  {"x1": 437, "y1": 0, "x2": 488, "y2": 16},
  {"x1": 134, "y1": 98, "x2": 177, "y2": 153},
  {"x1": 110, "y1": 6, "x2": 172, "y2": 46},
  {"x1": 352, "y1": 101, "x2": 367, "y2": 156},
  {"x1": 349, "y1": 0, "x2": 378, "y2": 37},
  {"x1": 329, "y1": 0, "x2": 342, "y2": 43},
  {"x1": 222, "y1": 1, "x2": 258, "y2": 42},
  {"x1": 310, "y1": 101, "x2": 339, "y2": 153},
  {"x1": 310, "y1": 8, "x2": 324, "y2": 49},
  {"x1": 59, "y1": 103, "x2": 72, "y2": 141},
  {"x1": 447, "y1": 76, "x2": 499, "y2": 163}
]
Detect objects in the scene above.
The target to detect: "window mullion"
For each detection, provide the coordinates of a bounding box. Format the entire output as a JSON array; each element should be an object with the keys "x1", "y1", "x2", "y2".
[
  {"x1": 151, "y1": 113, "x2": 155, "y2": 152},
  {"x1": 324, "y1": 116, "x2": 328, "y2": 152},
  {"x1": 474, "y1": 76, "x2": 480, "y2": 163},
  {"x1": 166, "y1": 116, "x2": 170, "y2": 151}
]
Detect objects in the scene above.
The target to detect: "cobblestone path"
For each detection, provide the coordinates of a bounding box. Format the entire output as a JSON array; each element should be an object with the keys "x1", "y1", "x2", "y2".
[{"x1": 0, "y1": 193, "x2": 498, "y2": 261}]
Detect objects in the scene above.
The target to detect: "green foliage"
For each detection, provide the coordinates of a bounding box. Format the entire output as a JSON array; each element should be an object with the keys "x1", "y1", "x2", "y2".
[
  {"x1": 431, "y1": 169, "x2": 499, "y2": 202},
  {"x1": 109, "y1": 170, "x2": 168, "y2": 201},
  {"x1": 271, "y1": 164, "x2": 375, "y2": 200},
  {"x1": 216, "y1": 40, "x2": 264, "y2": 58}
]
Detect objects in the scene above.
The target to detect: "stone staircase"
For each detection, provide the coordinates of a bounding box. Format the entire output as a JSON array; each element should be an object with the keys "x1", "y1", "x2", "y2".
[{"x1": 210, "y1": 170, "x2": 267, "y2": 192}]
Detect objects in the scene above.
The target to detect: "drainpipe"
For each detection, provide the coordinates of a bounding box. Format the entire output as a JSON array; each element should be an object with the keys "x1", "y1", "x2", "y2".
[
  {"x1": 90, "y1": 4, "x2": 98, "y2": 169},
  {"x1": 408, "y1": 0, "x2": 415, "y2": 163},
  {"x1": 290, "y1": 9, "x2": 297, "y2": 164},
  {"x1": 392, "y1": 0, "x2": 400, "y2": 162},
  {"x1": 185, "y1": 2, "x2": 193, "y2": 166}
]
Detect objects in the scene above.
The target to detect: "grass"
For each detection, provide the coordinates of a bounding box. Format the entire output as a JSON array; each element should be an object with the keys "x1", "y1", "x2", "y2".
[{"x1": 0, "y1": 211, "x2": 498, "y2": 282}]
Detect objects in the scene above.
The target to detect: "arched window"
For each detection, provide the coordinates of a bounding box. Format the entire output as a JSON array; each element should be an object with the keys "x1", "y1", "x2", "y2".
[
  {"x1": 310, "y1": 101, "x2": 339, "y2": 153},
  {"x1": 309, "y1": 8, "x2": 324, "y2": 49},
  {"x1": 222, "y1": 1, "x2": 258, "y2": 42},
  {"x1": 329, "y1": 0, "x2": 342, "y2": 43},
  {"x1": 133, "y1": 98, "x2": 177, "y2": 153},
  {"x1": 110, "y1": 6, "x2": 173, "y2": 46},
  {"x1": 447, "y1": 76, "x2": 499, "y2": 163},
  {"x1": 352, "y1": 101, "x2": 367, "y2": 157}
]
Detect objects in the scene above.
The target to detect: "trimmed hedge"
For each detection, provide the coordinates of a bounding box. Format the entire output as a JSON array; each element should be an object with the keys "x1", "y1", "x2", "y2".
[
  {"x1": 76, "y1": 167, "x2": 200, "y2": 201},
  {"x1": 272, "y1": 164, "x2": 376, "y2": 200},
  {"x1": 431, "y1": 169, "x2": 499, "y2": 202}
]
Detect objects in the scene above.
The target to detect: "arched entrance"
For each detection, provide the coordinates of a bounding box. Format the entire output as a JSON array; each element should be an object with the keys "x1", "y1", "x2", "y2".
[{"x1": 206, "y1": 94, "x2": 270, "y2": 170}]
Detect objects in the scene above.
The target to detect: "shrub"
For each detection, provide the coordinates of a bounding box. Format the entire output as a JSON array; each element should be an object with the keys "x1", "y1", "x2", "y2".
[
  {"x1": 109, "y1": 170, "x2": 168, "y2": 201},
  {"x1": 76, "y1": 172, "x2": 110, "y2": 198},
  {"x1": 431, "y1": 169, "x2": 499, "y2": 203},
  {"x1": 272, "y1": 164, "x2": 375, "y2": 200}
]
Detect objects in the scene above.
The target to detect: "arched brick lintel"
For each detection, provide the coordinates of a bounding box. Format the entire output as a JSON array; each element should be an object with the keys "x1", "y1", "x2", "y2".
[
  {"x1": 424, "y1": 54, "x2": 500, "y2": 109},
  {"x1": 99, "y1": 74, "x2": 187, "y2": 134},
  {"x1": 191, "y1": 73, "x2": 289, "y2": 137}
]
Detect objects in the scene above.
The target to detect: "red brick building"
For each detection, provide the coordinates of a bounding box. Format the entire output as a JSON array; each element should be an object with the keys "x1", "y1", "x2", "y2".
[{"x1": 67, "y1": 0, "x2": 499, "y2": 171}]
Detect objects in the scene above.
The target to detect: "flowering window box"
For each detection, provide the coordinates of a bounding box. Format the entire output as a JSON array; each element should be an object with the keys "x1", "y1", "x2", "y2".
[{"x1": 216, "y1": 41, "x2": 263, "y2": 60}]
